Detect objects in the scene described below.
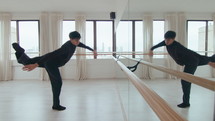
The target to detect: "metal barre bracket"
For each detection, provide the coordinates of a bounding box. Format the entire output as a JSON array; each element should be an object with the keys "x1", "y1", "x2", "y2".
[{"x1": 127, "y1": 59, "x2": 142, "y2": 72}]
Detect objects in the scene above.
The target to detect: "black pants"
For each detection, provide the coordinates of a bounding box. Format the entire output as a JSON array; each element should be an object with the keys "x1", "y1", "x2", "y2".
[
  {"x1": 182, "y1": 55, "x2": 212, "y2": 104},
  {"x1": 15, "y1": 52, "x2": 62, "y2": 107}
]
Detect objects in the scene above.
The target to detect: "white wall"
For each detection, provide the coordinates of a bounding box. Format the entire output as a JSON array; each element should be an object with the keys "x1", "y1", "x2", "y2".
[{"x1": 12, "y1": 58, "x2": 213, "y2": 80}]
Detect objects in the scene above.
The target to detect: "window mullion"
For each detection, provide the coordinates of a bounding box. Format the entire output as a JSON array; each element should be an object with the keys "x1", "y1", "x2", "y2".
[
  {"x1": 132, "y1": 21, "x2": 135, "y2": 58},
  {"x1": 112, "y1": 20, "x2": 116, "y2": 57},
  {"x1": 93, "y1": 21, "x2": 97, "y2": 59},
  {"x1": 16, "y1": 21, "x2": 20, "y2": 44},
  {"x1": 205, "y1": 21, "x2": 208, "y2": 56}
]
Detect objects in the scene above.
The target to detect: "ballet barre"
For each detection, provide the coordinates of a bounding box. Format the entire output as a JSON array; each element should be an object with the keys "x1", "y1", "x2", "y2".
[
  {"x1": 121, "y1": 56, "x2": 215, "y2": 91},
  {"x1": 113, "y1": 56, "x2": 186, "y2": 121},
  {"x1": 73, "y1": 52, "x2": 168, "y2": 56}
]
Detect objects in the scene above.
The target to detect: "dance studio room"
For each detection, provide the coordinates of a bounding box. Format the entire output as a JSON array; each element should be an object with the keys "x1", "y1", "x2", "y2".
[{"x1": 0, "y1": 0, "x2": 215, "y2": 121}]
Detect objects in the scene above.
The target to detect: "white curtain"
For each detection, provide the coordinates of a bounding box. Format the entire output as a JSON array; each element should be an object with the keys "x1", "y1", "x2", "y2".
[
  {"x1": 0, "y1": 13, "x2": 12, "y2": 81},
  {"x1": 176, "y1": 13, "x2": 186, "y2": 72},
  {"x1": 49, "y1": 13, "x2": 63, "y2": 50},
  {"x1": 75, "y1": 16, "x2": 87, "y2": 80},
  {"x1": 165, "y1": 13, "x2": 178, "y2": 79},
  {"x1": 142, "y1": 14, "x2": 153, "y2": 79},
  {"x1": 212, "y1": 14, "x2": 215, "y2": 77},
  {"x1": 164, "y1": 13, "x2": 187, "y2": 79},
  {"x1": 177, "y1": 13, "x2": 187, "y2": 47},
  {"x1": 40, "y1": 12, "x2": 63, "y2": 80}
]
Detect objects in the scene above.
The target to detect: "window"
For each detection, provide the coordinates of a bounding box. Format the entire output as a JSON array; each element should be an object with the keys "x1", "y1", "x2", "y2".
[
  {"x1": 11, "y1": 21, "x2": 39, "y2": 60},
  {"x1": 96, "y1": 21, "x2": 113, "y2": 58},
  {"x1": 116, "y1": 21, "x2": 132, "y2": 57},
  {"x1": 153, "y1": 20, "x2": 165, "y2": 58},
  {"x1": 187, "y1": 20, "x2": 213, "y2": 56},
  {"x1": 62, "y1": 20, "x2": 75, "y2": 44},
  {"x1": 85, "y1": 20, "x2": 113, "y2": 59},
  {"x1": 63, "y1": 20, "x2": 114, "y2": 59},
  {"x1": 62, "y1": 20, "x2": 76, "y2": 59},
  {"x1": 207, "y1": 21, "x2": 214, "y2": 56},
  {"x1": 133, "y1": 21, "x2": 143, "y2": 58},
  {"x1": 135, "y1": 21, "x2": 143, "y2": 52}
]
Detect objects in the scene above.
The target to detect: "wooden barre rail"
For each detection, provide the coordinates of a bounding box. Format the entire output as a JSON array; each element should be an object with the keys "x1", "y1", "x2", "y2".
[
  {"x1": 113, "y1": 57, "x2": 186, "y2": 121},
  {"x1": 73, "y1": 52, "x2": 168, "y2": 56},
  {"x1": 122, "y1": 56, "x2": 215, "y2": 91}
]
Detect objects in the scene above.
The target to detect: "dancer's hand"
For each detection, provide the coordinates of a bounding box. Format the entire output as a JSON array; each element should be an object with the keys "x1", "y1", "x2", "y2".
[
  {"x1": 149, "y1": 50, "x2": 153, "y2": 56},
  {"x1": 22, "y1": 63, "x2": 39, "y2": 71}
]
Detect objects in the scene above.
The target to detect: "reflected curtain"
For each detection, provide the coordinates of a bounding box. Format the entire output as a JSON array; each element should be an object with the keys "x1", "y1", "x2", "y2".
[
  {"x1": 75, "y1": 15, "x2": 87, "y2": 80},
  {"x1": 177, "y1": 13, "x2": 186, "y2": 73},
  {"x1": 142, "y1": 14, "x2": 153, "y2": 79},
  {"x1": 177, "y1": 13, "x2": 187, "y2": 47},
  {"x1": 0, "y1": 13, "x2": 12, "y2": 81},
  {"x1": 165, "y1": 13, "x2": 178, "y2": 79}
]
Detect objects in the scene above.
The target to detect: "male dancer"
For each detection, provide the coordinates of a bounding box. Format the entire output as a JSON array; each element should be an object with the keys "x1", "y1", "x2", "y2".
[
  {"x1": 12, "y1": 31, "x2": 96, "y2": 111},
  {"x1": 150, "y1": 30, "x2": 215, "y2": 108}
]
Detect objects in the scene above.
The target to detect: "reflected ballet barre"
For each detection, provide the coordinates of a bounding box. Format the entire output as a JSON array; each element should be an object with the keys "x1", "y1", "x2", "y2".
[
  {"x1": 122, "y1": 56, "x2": 215, "y2": 91},
  {"x1": 73, "y1": 52, "x2": 168, "y2": 56},
  {"x1": 112, "y1": 56, "x2": 186, "y2": 121}
]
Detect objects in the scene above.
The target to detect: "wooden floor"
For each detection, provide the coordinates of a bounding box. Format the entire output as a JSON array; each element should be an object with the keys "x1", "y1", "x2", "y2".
[{"x1": 0, "y1": 79, "x2": 214, "y2": 121}]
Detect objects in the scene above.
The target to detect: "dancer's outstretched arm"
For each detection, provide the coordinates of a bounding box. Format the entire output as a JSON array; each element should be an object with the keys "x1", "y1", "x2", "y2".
[
  {"x1": 149, "y1": 40, "x2": 165, "y2": 56},
  {"x1": 78, "y1": 42, "x2": 97, "y2": 56}
]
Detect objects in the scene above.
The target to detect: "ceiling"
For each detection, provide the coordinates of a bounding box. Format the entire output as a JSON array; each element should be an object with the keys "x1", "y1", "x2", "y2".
[
  {"x1": 0, "y1": 0, "x2": 116, "y2": 13},
  {"x1": 129, "y1": 0, "x2": 215, "y2": 13},
  {"x1": 0, "y1": 0, "x2": 215, "y2": 14}
]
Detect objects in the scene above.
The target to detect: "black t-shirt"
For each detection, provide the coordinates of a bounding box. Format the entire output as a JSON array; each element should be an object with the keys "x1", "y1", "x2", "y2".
[
  {"x1": 151, "y1": 40, "x2": 199, "y2": 65},
  {"x1": 37, "y1": 41, "x2": 94, "y2": 66}
]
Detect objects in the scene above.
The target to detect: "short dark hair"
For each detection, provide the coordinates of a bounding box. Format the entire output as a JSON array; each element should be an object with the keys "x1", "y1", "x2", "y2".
[
  {"x1": 164, "y1": 31, "x2": 176, "y2": 39},
  {"x1": 69, "y1": 31, "x2": 81, "y2": 39}
]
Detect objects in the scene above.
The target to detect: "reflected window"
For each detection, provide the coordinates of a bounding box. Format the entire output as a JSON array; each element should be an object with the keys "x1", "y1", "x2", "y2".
[
  {"x1": 86, "y1": 21, "x2": 94, "y2": 59},
  {"x1": 116, "y1": 21, "x2": 132, "y2": 57},
  {"x1": 187, "y1": 20, "x2": 213, "y2": 56},
  {"x1": 207, "y1": 21, "x2": 214, "y2": 56},
  {"x1": 135, "y1": 21, "x2": 143, "y2": 52},
  {"x1": 96, "y1": 21, "x2": 113, "y2": 59}
]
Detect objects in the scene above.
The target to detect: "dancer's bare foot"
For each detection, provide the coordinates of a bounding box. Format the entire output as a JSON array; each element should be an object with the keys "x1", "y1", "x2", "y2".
[{"x1": 208, "y1": 62, "x2": 215, "y2": 68}]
